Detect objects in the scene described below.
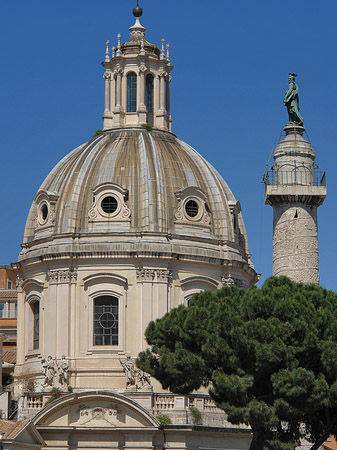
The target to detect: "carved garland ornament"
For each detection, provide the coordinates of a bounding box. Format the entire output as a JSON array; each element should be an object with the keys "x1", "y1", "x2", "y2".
[
  {"x1": 136, "y1": 269, "x2": 172, "y2": 283},
  {"x1": 103, "y1": 71, "x2": 112, "y2": 80},
  {"x1": 221, "y1": 276, "x2": 243, "y2": 288},
  {"x1": 77, "y1": 404, "x2": 121, "y2": 425},
  {"x1": 139, "y1": 63, "x2": 147, "y2": 73},
  {"x1": 48, "y1": 270, "x2": 78, "y2": 285}
]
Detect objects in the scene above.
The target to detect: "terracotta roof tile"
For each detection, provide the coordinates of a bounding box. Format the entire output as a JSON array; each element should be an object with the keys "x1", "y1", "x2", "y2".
[
  {"x1": 5, "y1": 419, "x2": 29, "y2": 438},
  {"x1": 0, "y1": 290, "x2": 17, "y2": 299},
  {"x1": 0, "y1": 419, "x2": 29, "y2": 436},
  {"x1": 2, "y1": 349, "x2": 16, "y2": 364}
]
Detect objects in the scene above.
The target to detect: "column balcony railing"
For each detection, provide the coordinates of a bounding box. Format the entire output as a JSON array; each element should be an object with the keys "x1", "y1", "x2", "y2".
[{"x1": 263, "y1": 167, "x2": 326, "y2": 187}]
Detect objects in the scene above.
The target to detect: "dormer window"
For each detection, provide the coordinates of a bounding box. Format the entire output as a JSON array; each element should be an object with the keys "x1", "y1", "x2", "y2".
[
  {"x1": 88, "y1": 183, "x2": 131, "y2": 229},
  {"x1": 174, "y1": 187, "x2": 211, "y2": 233},
  {"x1": 127, "y1": 72, "x2": 137, "y2": 112},
  {"x1": 34, "y1": 190, "x2": 59, "y2": 236}
]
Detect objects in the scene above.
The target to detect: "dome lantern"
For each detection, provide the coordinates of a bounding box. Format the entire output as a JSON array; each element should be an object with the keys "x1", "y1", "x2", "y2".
[{"x1": 102, "y1": 5, "x2": 172, "y2": 131}]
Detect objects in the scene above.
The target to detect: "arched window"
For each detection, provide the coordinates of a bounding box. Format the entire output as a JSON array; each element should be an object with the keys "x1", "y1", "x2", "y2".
[
  {"x1": 94, "y1": 296, "x2": 119, "y2": 346},
  {"x1": 146, "y1": 74, "x2": 154, "y2": 114},
  {"x1": 32, "y1": 301, "x2": 40, "y2": 350},
  {"x1": 127, "y1": 72, "x2": 137, "y2": 112},
  {"x1": 114, "y1": 75, "x2": 117, "y2": 107}
]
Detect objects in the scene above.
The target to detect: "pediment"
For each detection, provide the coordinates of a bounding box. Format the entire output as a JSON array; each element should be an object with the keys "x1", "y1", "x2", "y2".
[
  {"x1": 33, "y1": 391, "x2": 159, "y2": 429},
  {"x1": 16, "y1": 426, "x2": 44, "y2": 446}
]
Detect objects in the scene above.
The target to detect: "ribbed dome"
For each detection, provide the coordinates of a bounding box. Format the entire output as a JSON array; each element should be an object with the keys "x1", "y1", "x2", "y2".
[
  {"x1": 23, "y1": 128, "x2": 246, "y2": 245},
  {"x1": 19, "y1": 127, "x2": 257, "y2": 286}
]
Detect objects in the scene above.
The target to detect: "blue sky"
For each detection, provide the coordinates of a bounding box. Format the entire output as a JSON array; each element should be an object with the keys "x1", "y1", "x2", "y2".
[{"x1": 1, "y1": 0, "x2": 336, "y2": 289}]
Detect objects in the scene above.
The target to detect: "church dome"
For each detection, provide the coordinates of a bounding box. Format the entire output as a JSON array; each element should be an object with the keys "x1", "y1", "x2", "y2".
[
  {"x1": 14, "y1": 7, "x2": 257, "y2": 398},
  {"x1": 21, "y1": 127, "x2": 255, "y2": 285}
]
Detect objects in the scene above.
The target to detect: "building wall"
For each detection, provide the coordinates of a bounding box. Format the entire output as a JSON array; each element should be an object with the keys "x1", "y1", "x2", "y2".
[
  {"x1": 0, "y1": 266, "x2": 16, "y2": 290},
  {"x1": 15, "y1": 257, "x2": 236, "y2": 391},
  {"x1": 0, "y1": 267, "x2": 17, "y2": 349}
]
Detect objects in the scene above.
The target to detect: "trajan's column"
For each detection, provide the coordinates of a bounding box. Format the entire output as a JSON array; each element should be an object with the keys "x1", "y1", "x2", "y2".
[{"x1": 264, "y1": 73, "x2": 326, "y2": 284}]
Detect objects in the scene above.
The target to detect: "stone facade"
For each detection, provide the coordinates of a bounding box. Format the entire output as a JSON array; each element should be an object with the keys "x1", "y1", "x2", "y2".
[{"x1": 11, "y1": 5, "x2": 258, "y2": 449}]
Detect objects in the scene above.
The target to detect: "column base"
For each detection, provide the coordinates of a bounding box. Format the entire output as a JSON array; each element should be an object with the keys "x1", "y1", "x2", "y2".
[
  {"x1": 102, "y1": 111, "x2": 113, "y2": 130},
  {"x1": 155, "y1": 111, "x2": 169, "y2": 130}
]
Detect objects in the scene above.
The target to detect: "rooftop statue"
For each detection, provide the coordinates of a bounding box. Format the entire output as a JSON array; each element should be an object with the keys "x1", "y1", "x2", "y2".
[{"x1": 283, "y1": 73, "x2": 304, "y2": 126}]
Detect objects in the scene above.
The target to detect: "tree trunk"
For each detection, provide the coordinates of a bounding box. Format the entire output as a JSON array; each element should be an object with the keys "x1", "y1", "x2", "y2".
[
  {"x1": 249, "y1": 433, "x2": 265, "y2": 450},
  {"x1": 309, "y1": 433, "x2": 330, "y2": 450},
  {"x1": 309, "y1": 412, "x2": 337, "y2": 450}
]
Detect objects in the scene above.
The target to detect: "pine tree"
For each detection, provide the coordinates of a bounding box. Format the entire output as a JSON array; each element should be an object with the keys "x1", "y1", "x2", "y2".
[{"x1": 137, "y1": 277, "x2": 337, "y2": 450}]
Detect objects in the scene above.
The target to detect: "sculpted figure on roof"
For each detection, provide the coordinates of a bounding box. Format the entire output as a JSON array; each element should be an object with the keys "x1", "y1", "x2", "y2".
[{"x1": 283, "y1": 73, "x2": 304, "y2": 126}]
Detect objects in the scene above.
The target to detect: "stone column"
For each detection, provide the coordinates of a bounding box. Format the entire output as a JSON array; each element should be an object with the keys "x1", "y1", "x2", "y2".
[
  {"x1": 138, "y1": 64, "x2": 147, "y2": 124},
  {"x1": 272, "y1": 203, "x2": 320, "y2": 283},
  {"x1": 102, "y1": 72, "x2": 113, "y2": 130},
  {"x1": 156, "y1": 71, "x2": 168, "y2": 131},
  {"x1": 113, "y1": 68, "x2": 124, "y2": 127},
  {"x1": 116, "y1": 71, "x2": 122, "y2": 108},
  {"x1": 110, "y1": 76, "x2": 116, "y2": 112},
  {"x1": 104, "y1": 73, "x2": 110, "y2": 112},
  {"x1": 159, "y1": 74, "x2": 166, "y2": 111},
  {"x1": 264, "y1": 125, "x2": 326, "y2": 284}
]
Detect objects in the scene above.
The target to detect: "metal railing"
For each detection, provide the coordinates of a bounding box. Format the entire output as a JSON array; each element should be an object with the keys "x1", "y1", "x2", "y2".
[{"x1": 263, "y1": 168, "x2": 326, "y2": 187}]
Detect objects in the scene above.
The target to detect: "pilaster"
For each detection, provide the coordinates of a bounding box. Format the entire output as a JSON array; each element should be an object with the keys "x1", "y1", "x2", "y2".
[
  {"x1": 46, "y1": 270, "x2": 78, "y2": 357},
  {"x1": 136, "y1": 269, "x2": 172, "y2": 348}
]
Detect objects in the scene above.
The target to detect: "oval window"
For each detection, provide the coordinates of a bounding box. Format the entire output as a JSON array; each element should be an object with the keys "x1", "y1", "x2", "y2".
[
  {"x1": 41, "y1": 203, "x2": 48, "y2": 221},
  {"x1": 185, "y1": 200, "x2": 199, "y2": 218},
  {"x1": 101, "y1": 196, "x2": 118, "y2": 214}
]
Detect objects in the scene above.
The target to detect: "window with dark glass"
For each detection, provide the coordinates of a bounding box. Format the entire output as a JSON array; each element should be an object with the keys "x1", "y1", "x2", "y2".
[
  {"x1": 127, "y1": 72, "x2": 137, "y2": 112},
  {"x1": 101, "y1": 196, "x2": 118, "y2": 214},
  {"x1": 32, "y1": 301, "x2": 40, "y2": 350},
  {"x1": 41, "y1": 203, "x2": 48, "y2": 221},
  {"x1": 115, "y1": 76, "x2": 117, "y2": 106},
  {"x1": 185, "y1": 200, "x2": 199, "y2": 218},
  {"x1": 146, "y1": 74, "x2": 154, "y2": 114},
  {"x1": 94, "y1": 296, "x2": 119, "y2": 346}
]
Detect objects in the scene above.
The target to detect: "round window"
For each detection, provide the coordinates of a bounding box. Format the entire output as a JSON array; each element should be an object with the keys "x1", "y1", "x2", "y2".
[
  {"x1": 99, "y1": 312, "x2": 116, "y2": 329},
  {"x1": 185, "y1": 200, "x2": 199, "y2": 218},
  {"x1": 41, "y1": 203, "x2": 48, "y2": 222},
  {"x1": 101, "y1": 196, "x2": 118, "y2": 214}
]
